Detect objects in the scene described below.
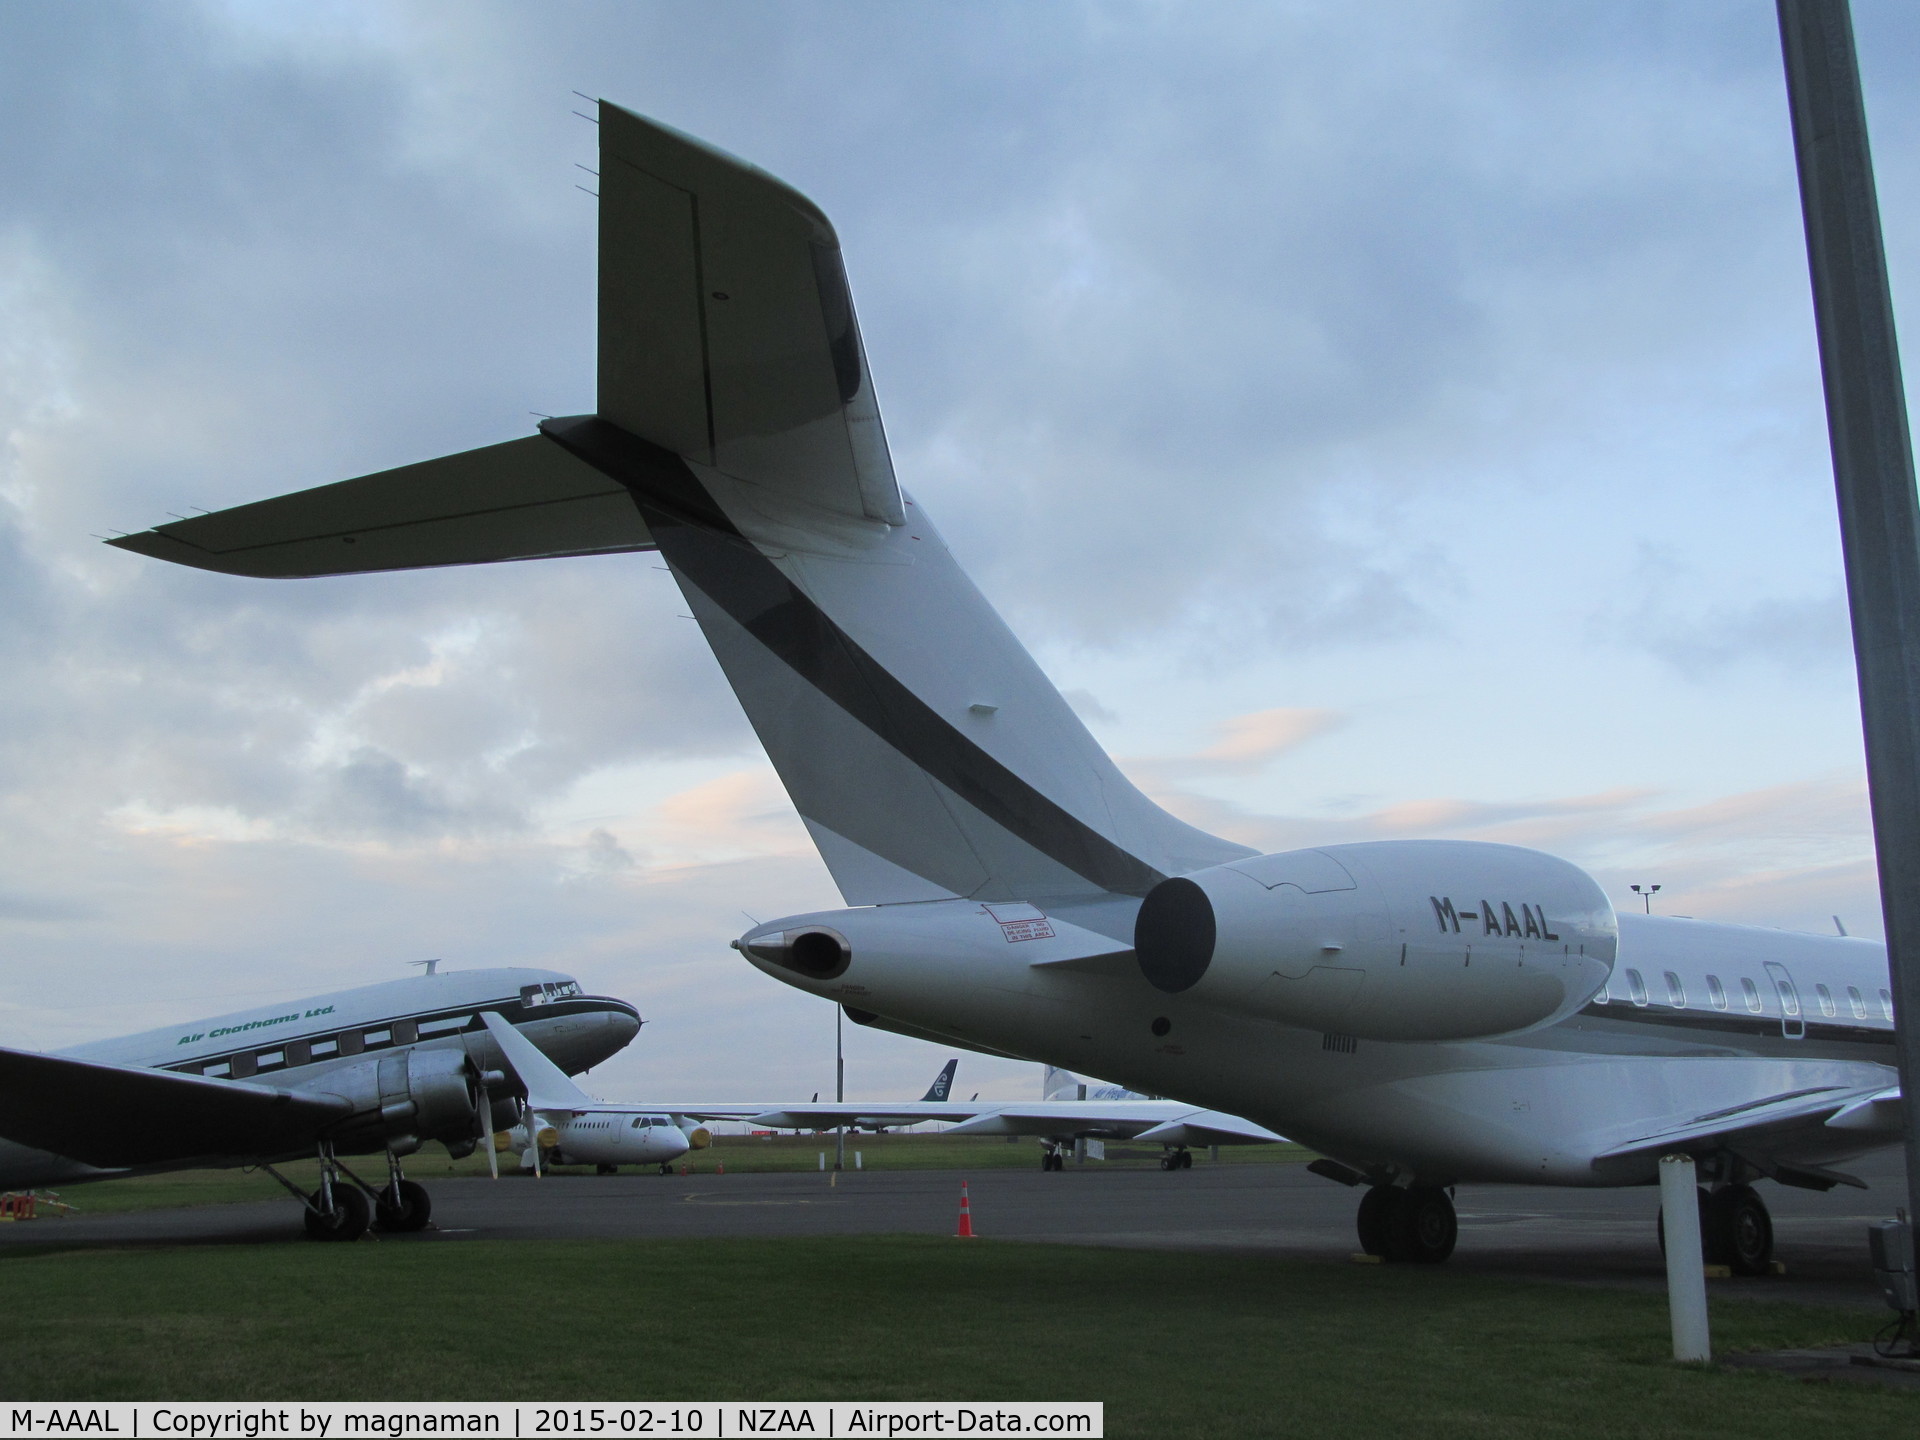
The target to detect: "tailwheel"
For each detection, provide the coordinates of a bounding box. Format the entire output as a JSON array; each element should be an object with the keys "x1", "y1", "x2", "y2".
[
  {"x1": 373, "y1": 1179, "x2": 432, "y2": 1233},
  {"x1": 1706, "y1": 1184, "x2": 1773, "y2": 1276},
  {"x1": 304, "y1": 1184, "x2": 371, "y2": 1242}
]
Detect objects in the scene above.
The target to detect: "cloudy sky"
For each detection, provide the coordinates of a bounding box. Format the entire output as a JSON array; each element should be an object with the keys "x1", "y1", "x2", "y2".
[{"x1": 2, "y1": 0, "x2": 1916, "y2": 1102}]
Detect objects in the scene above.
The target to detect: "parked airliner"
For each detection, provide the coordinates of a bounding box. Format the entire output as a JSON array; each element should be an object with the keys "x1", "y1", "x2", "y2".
[
  {"x1": 0, "y1": 966, "x2": 639, "y2": 1240},
  {"x1": 111, "y1": 101, "x2": 1903, "y2": 1271}
]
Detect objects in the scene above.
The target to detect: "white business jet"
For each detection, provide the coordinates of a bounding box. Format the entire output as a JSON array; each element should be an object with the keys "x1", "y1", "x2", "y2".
[
  {"x1": 0, "y1": 967, "x2": 639, "y2": 1240},
  {"x1": 110, "y1": 102, "x2": 1902, "y2": 1271}
]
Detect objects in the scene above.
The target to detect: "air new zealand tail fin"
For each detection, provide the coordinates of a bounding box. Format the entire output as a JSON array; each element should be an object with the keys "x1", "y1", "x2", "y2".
[
  {"x1": 920, "y1": 1059, "x2": 959, "y2": 1104},
  {"x1": 108, "y1": 102, "x2": 1252, "y2": 907}
]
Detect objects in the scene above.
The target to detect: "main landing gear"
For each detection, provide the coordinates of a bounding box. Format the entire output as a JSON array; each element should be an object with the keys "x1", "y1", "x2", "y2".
[
  {"x1": 265, "y1": 1143, "x2": 433, "y2": 1242},
  {"x1": 1657, "y1": 1184, "x2": 1774, "y2": 1276},
  {"x1": 1355, "y1": 1184, "x2": 1458, "y2": 1264},
  {"x1": 1041, "y1": 1145, "x2": 1066, "y2": 1171},
  {"x1": 1159, "y1": 1148, "x2": 1193, "y2": 1171}
]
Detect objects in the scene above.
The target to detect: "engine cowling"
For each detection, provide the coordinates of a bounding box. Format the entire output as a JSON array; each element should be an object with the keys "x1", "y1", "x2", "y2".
[
  {"x1": 304, "y1": 1046, "x2": 482, "y2": 1154},
  {"x1": 1134, "y1": 840, "x2": 1615, "y2": 1042}
]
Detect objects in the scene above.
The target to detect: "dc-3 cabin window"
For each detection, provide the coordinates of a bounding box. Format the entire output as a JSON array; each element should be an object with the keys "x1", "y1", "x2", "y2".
[
  {"x1": 1848, "y1": 986, "x2": 1868, "y2": 1019},
  {"x1": 1625, "y1": 969, "x2": 1649, "y2": 1006},
  {"x1": 1663, "y1": 972, "x2": 1685, "y2": 1007},
  {"x1": 391, "y1": 1020, "x2": 418, "y2": 1045},
  {"x1": 1740, "y1": 978, "x2": 1763, "y2": 1013},
  {"x1": 229, "y1": 1052, "x2": 257, "y2": 1079},
  {"x1": 1814, "y1": 983, "x2": 1837, "y2": 1018},
  {"x1": 336, "y1": 1030, "x2": 364, "y2": 1057},
  {"x1": 1706, "y1": 975, "x2": 1728, "y2": 1010}
]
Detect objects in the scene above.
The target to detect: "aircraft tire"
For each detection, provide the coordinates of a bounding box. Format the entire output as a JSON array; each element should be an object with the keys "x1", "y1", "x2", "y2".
[
  {"x1": 597, "y1": 1164, "x2": 619, "y2": 1176},
  {"x1": 1179, "y1": 1150, "x2": 1193, "y2": 1170},
  {"x1": 373, "y1": 1179, "x2": 432, "y2": 1233},
  {"x1": 304, "y1": 1185, "x2": 371, "y2": 1242},
  {"x1": 1355, "y1": 1185, "x2": 1398, "y2": 1256},
  {"x1": 1384, "y1": 1185, "x2": 1456, "y2": 1264},
  {"x1": 1707, "y1": 1184, "x2": 1773, "y2": 1276}
]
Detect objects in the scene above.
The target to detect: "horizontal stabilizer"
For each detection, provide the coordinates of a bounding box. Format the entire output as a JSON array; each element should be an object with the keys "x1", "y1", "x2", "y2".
[
  {"x1": 481, "y1": 1011, "x2": 595, "y2": 1111},
  {"x1": 107, "y1": 434, "x2": 653, "y2": 578},
  {"x1": 0, "y1": 1046, "x2": 352, "y2": 1167}
]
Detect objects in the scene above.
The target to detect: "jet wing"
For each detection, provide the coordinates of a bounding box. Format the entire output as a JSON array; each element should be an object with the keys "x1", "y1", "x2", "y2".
[
  {"x1": 0, "y1": 1046, "x2": 353, "y2": 1168},
  {"x1": 731, "y1": 1099, "x2": 1283, "y2": 1145},
  {"x1": 106, "y1": 435, "x2": 652, "y2": 578},
  {"x1": 595, "y1": 103, "x2": 904, "y2": 526},
  {"x1": 1593, "y1": 1082, "x2": 1901, "y2": 1184}
]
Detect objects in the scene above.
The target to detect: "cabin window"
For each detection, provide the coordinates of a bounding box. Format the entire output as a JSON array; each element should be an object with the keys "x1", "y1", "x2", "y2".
[
  {"x1": 1626, "y1": 969, "x2": 1648, "y2": 1006},
  {"x1": 1814, "y1": 984, "x2": 1836, "y2": 1018},
  {"x1": 1706, "y1": 975, "x2": 1727, "y2": 1010},
  {"x1": 1848, "y1": 986, "x2": 1867, "y2": 1019},
  {"x1": 202, "y1": 1061, "x2": 231, "y2": 1078},
  {"x1": 229, "y1": 1052, "x2": 257, "y2": 1079},
  {"x1": 1740, "y1": 978, "x2": 1762, "y2": 1013},
  {"x1": 337, "y1": 1030, "x2": 364, "y2": 1056},
  {"x1": 284, "y1": 1040, "x2": 311, "y2": 1066},
  {"x1": 1663, "y1": 972, "x2": 1685, "y2": 1007},
  {"x1": 391, "y1": 1020, "x2": 418, "y2": 1045},
  {"x1": 1881, "y1": 989, "x2": 1896, "y2": 1021}
]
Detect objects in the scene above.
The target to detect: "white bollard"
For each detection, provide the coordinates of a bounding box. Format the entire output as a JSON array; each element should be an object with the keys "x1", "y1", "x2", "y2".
[
  {"x1": 1660, "y1": 1154, "x2": 1711, "y2": 1362},
  {"x1": 818, "y1": 1152, "x2": 826, "y2": 1171},
  {"x1": 855, "y1": 1152, "x2": 863, "y2": 1170}
]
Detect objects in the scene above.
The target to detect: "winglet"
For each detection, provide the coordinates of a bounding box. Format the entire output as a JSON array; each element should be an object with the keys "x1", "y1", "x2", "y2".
[
  {"x1": 480, "y1": 1012, "x2": 594, "y2": 1111},
  {"x1": 920, "y1": 1059, "x2": 959, "y2": 1103}
]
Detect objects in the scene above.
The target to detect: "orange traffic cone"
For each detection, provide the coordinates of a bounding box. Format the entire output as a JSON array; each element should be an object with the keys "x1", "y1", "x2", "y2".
[{"x1": 956, "y1": 1180, "x2": 976, "y2": 1238}]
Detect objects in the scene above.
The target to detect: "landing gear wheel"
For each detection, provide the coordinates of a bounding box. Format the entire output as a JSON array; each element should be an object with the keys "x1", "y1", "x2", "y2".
[
  {"x1": 659, "y1": 1162, "x2": 673, "y2": 1176},
  {"x1": 1356, "y1": 1185, "x2": 1398, "y2": 1256},
  {"x1": 1041, "y1": 1152, "x2": 1062, "y2": 1172},
  {"x1": 1179, "y1": 1149, "x2": 1193, "y2": 1170},
  {"x1": 304, "y1": 1184, "x2": 371, "y2": 1242},
  {"x1": 373, "y1": 1179, "x2": 431, "y2": 1233},
  {"x1": 597, "y1": 1164, "x2": 619, "y2": 1176},
  {"x1": 1385, "y1": 1186, "x2": 1457, "y2": 1264},
  {"x1": 1706, "y1": 1184, "x2": 1773, "y2": 1276}
]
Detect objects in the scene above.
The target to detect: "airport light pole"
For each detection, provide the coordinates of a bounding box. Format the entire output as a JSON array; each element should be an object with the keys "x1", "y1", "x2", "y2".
[
  {"x1": 1630, "y1": 884, "x2": 1661, "y2": 915},
  {"x1": 834, "y1": 1006, "x2": 846, "y2": 1172},
  {"x1": 1778, "y1": 0, "x2": 1920, "y2": 1252}
]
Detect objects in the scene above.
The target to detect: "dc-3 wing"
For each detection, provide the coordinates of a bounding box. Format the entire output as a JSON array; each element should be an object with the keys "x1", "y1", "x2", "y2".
[
  {"x1": 0, "y1": 1046, "x2": 353, "y2": 1168},
  {"x1": 1593, "y1": 1082, "x2": 1903, "y2": 1188},
  {"x1": 105, "y1": 101, "x2": 900, "y2": 578}
]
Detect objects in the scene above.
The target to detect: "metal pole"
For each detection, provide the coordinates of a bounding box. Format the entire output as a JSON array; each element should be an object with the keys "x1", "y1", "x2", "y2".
[
  {"x1": 1778, "y1": 0, "x2": 1920, "y2": 1237},
  {"x1": 1660, "y1": 1156, "x2": 1712, "y2": 1362},
  {"x1": 834, "y1": 1006, "x2": 846, "y2": 1172}
]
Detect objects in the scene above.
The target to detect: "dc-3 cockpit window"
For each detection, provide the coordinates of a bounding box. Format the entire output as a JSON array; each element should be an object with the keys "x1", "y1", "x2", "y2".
[{"x1": 520, "y1": 981, "x2": 583, "y2": 1008}]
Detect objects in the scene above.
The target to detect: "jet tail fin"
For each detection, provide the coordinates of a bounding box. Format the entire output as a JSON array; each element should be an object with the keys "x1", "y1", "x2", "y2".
[
  {"x1": 919, "y1": 1059, "x2": 959, "y2": 1103},
  {"x1": 1043, "y1": 1066, "x2": 1086, "y2": 1102},
  {"x1": 480, "y1": 1012, "x2": 595, "y2": 1111}
]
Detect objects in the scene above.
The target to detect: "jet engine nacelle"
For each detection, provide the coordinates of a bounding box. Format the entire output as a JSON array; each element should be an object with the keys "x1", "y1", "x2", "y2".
[
  {"x1": 306, "y1": 1046, "x2": 481, "y2": 1154},
  {"x1": 1134, "y1": 840, "x2": 1616, "y2": 1042}
]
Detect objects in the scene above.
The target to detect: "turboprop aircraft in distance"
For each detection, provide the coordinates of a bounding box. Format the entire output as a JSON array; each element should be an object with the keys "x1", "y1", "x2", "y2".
[
  {"x1": 0, "y1": 967, "x2": 639, "y2": 1240},
  {"x1": 743, "y1": 1063, "x2": 1282, "y2": 1171},
  {"x1": 111, "y1": 100, "x2": 1903, "y2": 1272}
]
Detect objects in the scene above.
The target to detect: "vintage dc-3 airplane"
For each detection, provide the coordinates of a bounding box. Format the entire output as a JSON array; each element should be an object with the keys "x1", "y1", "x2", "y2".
[
  {"x1": 112, "y1": 102, "x2": 1902, "y2": 1269},
  {"x1": 0, "y1": 966, "x2": 640, "y2": 1239}
]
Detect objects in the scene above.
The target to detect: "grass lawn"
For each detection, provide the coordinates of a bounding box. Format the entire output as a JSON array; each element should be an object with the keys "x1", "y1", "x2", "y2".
[
  {"x1": 0, "y1": 1236, "x2": 1906, "y2": 1436},
  {"x1": 50, "y1": 1134, "x2": 1317, "y2": 1214}
]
